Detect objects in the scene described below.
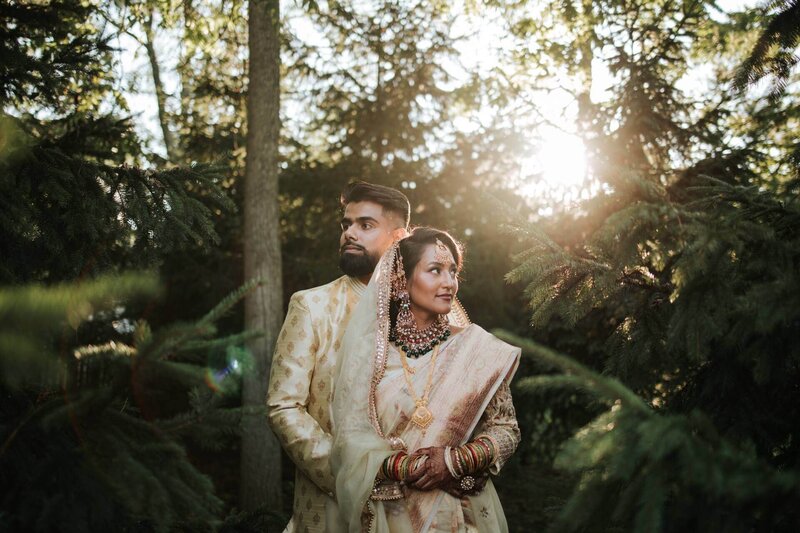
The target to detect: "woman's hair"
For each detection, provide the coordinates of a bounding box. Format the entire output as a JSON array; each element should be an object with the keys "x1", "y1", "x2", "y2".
[{"x1": 398, "y1": 227, "x2": 463, "y2": 279}]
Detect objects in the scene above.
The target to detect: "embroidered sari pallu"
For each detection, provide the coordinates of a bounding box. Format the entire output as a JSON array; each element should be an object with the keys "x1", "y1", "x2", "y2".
[{"x1": 375, "y1": 327, "x2": 518, "y2": 532}]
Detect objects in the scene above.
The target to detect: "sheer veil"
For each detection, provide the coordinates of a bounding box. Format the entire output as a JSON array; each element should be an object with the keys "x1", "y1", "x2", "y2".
[{"x1": 328, "y1": 245, "x2": 395, "y2": 532}]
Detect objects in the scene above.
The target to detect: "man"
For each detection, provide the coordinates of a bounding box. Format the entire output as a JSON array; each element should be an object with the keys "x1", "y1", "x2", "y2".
[{"x1": 267, "y1": 182, "x2": 410, "y2": 532}]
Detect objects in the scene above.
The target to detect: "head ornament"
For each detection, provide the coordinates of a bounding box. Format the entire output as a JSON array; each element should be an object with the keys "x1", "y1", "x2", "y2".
[{"x1": 434, "y1": 239, "x2": 453, "y2": 265}]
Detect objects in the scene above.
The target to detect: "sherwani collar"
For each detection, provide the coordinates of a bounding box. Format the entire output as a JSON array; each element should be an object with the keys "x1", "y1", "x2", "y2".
[{"x1": 345, "y1": 275, "x2": 367, "y2": 297}]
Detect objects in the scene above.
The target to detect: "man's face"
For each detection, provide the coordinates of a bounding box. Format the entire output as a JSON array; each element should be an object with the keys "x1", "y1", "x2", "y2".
[{"x1": 339, "y1": 201, "x2": 403, "y2": 279}]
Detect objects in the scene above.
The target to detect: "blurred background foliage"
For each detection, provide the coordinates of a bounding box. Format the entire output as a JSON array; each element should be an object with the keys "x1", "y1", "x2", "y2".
[{"x1": 1, "y1": 0, "x2": 799, "y2": 531}]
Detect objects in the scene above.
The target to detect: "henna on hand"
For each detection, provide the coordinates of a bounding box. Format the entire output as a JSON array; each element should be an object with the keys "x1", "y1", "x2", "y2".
[{"x1": 409, "y1": 446, "x2": 454, "y2": 491}]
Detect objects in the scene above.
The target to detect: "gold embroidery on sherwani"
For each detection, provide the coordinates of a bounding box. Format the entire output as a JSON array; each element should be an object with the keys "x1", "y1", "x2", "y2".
[{"x1": 267, "y1": 275, "x2": 365, "y2": 533}]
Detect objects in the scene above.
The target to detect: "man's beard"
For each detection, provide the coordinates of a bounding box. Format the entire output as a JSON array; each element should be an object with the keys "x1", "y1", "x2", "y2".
[{"x1": 339, "y1": 246, "x2": 379, "y2": 277}]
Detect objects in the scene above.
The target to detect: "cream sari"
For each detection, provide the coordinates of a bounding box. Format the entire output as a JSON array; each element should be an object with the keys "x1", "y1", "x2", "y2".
[{"x1": 329, "y1": 245, "x2": 520, "y2": 533}]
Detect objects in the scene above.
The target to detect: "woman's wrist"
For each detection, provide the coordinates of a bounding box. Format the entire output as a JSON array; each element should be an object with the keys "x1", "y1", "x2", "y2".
[
  {"x1": 379, "y1": 452, "x2": 427, "y2": 482},
  {"x1": 443, "y1": 446, "x2": 459, "y2": 479},
  {"x1": 450, "y1": 436, "x2": 497, "y2": 477}
]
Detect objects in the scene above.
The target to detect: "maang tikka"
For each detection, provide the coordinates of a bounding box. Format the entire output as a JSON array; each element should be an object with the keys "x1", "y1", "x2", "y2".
[
  {"x1": 390, "y1": 242, "x2": 451, "y2": 358},
  {"x1": 434, "y1": 239, "x2": 452, "y2": 265}
]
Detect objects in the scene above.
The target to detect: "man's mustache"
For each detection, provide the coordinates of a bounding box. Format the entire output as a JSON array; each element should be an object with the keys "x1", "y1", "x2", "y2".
[{"x1": 340, "y1": 242, "x2": 366, "y2": 253}]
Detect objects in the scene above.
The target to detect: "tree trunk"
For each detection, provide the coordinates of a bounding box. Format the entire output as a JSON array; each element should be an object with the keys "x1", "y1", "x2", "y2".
[
  {"x1": 241, "y1": 0, "x2": 283, "y2": 512},
  {"x1": 143, "y1": 14, "x2": 178, "y2": 162}
]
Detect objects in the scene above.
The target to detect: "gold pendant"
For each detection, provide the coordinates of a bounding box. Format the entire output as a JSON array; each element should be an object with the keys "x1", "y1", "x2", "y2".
[{"x1": 411, "y1": 404, "x2": 433, "y2": 429}]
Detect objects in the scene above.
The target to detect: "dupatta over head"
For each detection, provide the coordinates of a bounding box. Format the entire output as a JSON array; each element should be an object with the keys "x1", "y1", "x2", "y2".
[{"x1": 330, "y1": 243, "x2": 519, "y2": 533}]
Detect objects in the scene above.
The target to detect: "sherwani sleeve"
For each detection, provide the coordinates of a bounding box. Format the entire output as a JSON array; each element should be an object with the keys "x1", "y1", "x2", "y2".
[
  {"x1": 473, "y1": 379, "x2": 520, "y2": 475},
  {"x1": 267, "y1": 293, "x2": 335, "y2": 495}
]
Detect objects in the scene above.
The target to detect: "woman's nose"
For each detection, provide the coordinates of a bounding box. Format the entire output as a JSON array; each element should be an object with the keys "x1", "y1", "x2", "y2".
[{"x1": 442, "y1": 271, "x2": 455, "y2": 287}]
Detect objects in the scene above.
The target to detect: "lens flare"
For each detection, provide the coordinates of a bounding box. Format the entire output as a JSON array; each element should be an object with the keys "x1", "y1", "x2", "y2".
[{"x1": 204, "y1": 346, "x2": 248, "y2": 392}]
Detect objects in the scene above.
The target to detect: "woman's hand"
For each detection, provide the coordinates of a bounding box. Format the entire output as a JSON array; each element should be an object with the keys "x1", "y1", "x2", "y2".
[{"x1": 405, "y1": 446, "x2": 453, "y2": 491}]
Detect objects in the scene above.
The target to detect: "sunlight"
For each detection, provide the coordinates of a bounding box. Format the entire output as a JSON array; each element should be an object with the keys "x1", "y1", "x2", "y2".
[
  {"x1": 537, "y1": 128, "x2": 587, "y2": 189},
  {"x1": 519, "y1": 127, "x2": 588, "y2": 199}
]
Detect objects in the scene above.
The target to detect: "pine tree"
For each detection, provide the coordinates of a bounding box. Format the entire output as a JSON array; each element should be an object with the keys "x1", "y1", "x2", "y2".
[
  {"x1": 1, "y1": 0, "x2": 234, "y2": 285},
  {"x1": 734, "y1": 0, "x2": 800, "y2": 98},
  {"x1": 277, "y1": 1, "x2": 533, "y2": 329},
  {"x1": 0, "y1": 276, "x2": 263, "y2": 531},
  {"x1": 497, "y1": 0, "x2": 800, "y2": 530},
  {"x1": 1, "y1": 1, "x2": 257, "y2": 529}
]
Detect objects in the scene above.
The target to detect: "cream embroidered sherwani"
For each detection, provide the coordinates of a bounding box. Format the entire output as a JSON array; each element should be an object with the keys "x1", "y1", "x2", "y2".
[{"x1": 267, "y1": 275, "x2": 366, "y2": 533}]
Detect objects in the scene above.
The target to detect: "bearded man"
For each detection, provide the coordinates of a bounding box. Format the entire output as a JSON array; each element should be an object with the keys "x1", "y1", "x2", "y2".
[{"x1": 267, "y1": 182, "x2": 411, "y2": 532}]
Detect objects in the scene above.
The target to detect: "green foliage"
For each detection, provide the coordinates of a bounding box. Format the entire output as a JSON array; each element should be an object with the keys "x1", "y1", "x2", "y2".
[
  {"x1": 0, "y1": 273, "x2": 158, "y2": 387},
  {"x1": 0, "y1": 276, "x2": 261, "y2": 532},
  {"x1": 1, "y1": 0, "x2": 235, "y2": 288},
  {"x1": 508, "y1": 145, "x2": 800, "y2": 531},
  {"x1": 500, "y1": 0, "x2": 800, "y2": 530},
  {"x1": 735, "y1": 0, "x2": 800, "y2": 98},
  {"x1": 0, "y1": 0, "x2": 118, "y2": 114},
  {"x1": 1, "y1": 1, "x2": 253, "y2": 528},
  {"x1": 498, "y1": 333, "x2": 800, "y2": 532},
  {"x1": 0, "y1": 115, "x2": 234, "y2": 284}
]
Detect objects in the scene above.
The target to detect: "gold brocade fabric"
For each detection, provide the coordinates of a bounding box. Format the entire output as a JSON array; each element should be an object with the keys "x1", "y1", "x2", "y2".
[
  {"x1": 474, "y1": 380, "x2": 520, "y2": 475},
  {"x1": 267, "y1": 275, "x2": 366, "y2": 533}
]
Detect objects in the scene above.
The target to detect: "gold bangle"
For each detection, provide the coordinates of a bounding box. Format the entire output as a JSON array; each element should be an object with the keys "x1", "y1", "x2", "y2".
[{"x1": 443, "y1": 446, "x2": 459, "y2": 479}]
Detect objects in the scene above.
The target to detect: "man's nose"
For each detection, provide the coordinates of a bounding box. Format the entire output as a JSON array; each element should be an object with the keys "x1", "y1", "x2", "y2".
[{"x1": 343, "y1": 225, "x2": 357, "y2": 241}]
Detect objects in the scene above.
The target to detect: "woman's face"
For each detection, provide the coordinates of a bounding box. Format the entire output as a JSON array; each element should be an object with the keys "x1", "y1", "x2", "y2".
[{"x1": 407, "y1": 242, "x2": 459, "y2": 319}]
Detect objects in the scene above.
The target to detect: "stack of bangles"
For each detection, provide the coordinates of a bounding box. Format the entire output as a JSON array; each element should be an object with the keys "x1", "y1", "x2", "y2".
[
  {"x1": 444, "y1": 436, "x2": 498, "y2": 480},
  {"x1": 379, "y1": 451, "x2": 428, "y2": 481},
  {"x1": 378, "y1": 436, "x2": 498, "y2": 483}
]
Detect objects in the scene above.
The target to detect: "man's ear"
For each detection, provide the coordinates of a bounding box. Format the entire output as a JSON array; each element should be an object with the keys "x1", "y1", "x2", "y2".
[{"x1": 392, "y1": 227, "x2": 409, "y2": 241}]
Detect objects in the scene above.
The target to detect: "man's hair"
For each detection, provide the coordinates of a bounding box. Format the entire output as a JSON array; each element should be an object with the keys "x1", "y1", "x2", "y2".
[{"x1": 340, "y1": 181, "x2": 411, "y2": 229}]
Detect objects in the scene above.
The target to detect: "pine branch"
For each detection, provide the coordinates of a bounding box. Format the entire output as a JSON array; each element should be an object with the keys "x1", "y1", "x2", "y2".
[
  {"x1": 494, "y1": 330, "x2": 652, "y2": 415},
  {"x1": 734, "y1": 0, "x2": 800, "y2": 95}
]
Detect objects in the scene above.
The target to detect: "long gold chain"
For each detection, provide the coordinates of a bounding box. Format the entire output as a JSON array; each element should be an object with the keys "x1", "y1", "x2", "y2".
[{"x1": 399, "y1": 343, "x2": 440, "y2": 429}]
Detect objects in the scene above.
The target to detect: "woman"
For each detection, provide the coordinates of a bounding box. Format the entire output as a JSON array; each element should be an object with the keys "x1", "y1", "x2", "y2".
[{"x1": 330, "y1": 227, "x2": 521, "y2": 532}]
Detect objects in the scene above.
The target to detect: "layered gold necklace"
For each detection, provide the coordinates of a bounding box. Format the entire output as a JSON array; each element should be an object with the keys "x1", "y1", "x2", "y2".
[{"x1": 399, "y1": 343, "x2": 440, "y2": 429}]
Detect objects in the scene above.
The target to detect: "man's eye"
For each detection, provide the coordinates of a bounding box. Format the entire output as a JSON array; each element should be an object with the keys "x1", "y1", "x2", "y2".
[
  {"x1": 361, "y1": 223, "x2": 373, "y2": 230},
  {"x1": 431, "y1": 267, "x2": 440, "y2": 274}
]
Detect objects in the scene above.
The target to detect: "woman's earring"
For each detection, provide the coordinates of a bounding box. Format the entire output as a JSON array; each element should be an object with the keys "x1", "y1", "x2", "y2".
[{"x1": 396, "y1": 290, "x2": 414, "y2": 330}]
